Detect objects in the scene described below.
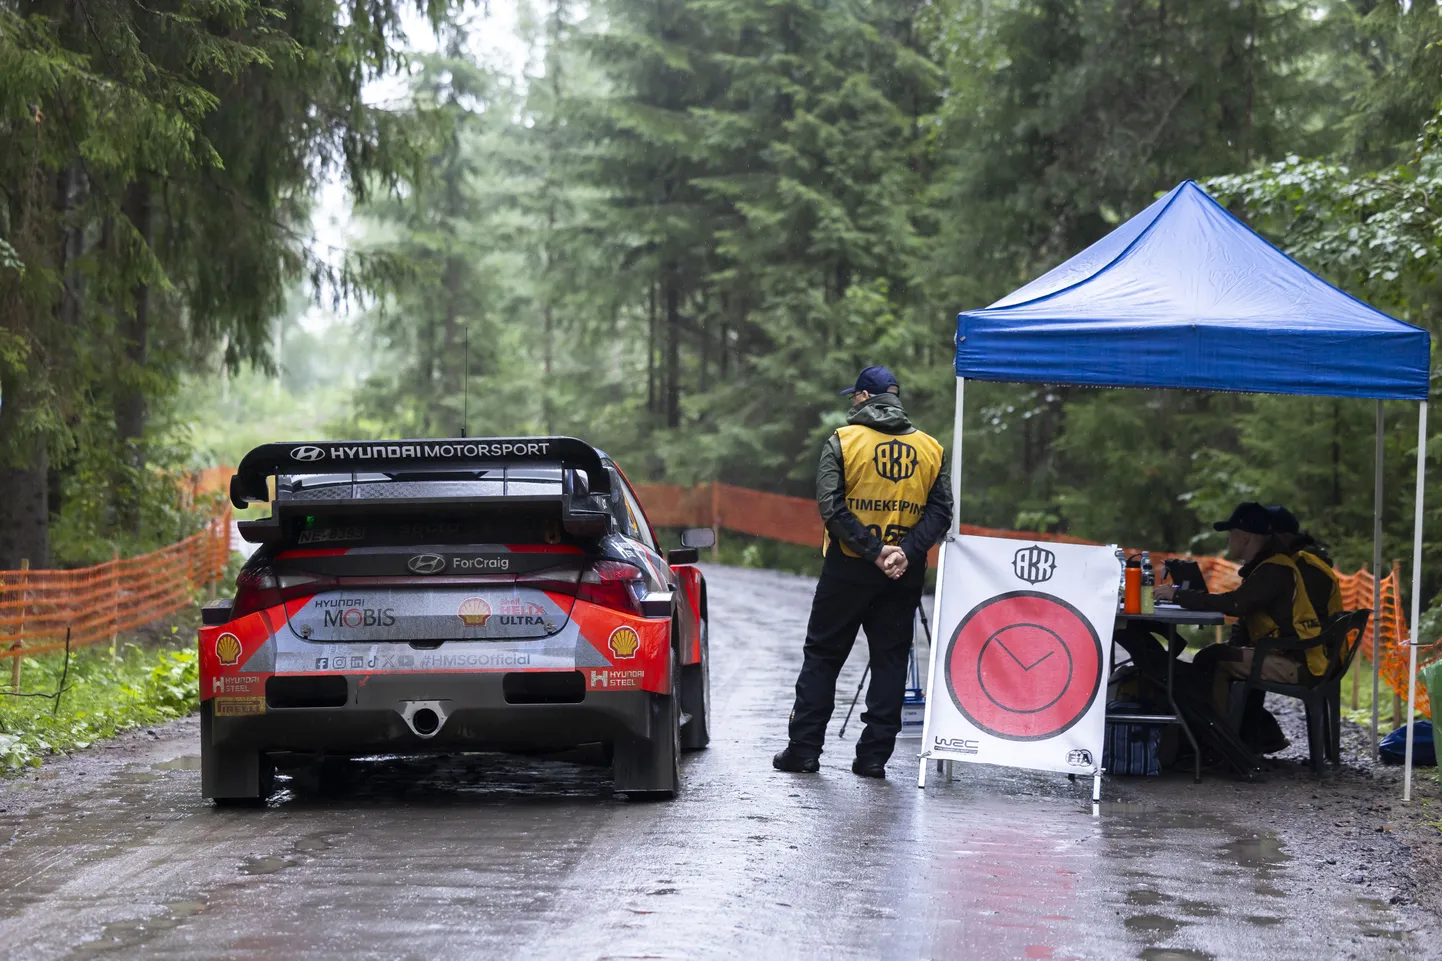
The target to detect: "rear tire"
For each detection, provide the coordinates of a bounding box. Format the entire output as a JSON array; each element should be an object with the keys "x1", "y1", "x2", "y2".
[
  {"x1": 680, "y1": 621, "x2": 710, "y2": 751},
  {"x1": 613, "y1": 650, "x2": 681, "y2": 800}
]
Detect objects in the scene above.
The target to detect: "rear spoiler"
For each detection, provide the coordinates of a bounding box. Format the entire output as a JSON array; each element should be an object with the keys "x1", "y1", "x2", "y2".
[
  {"x1": 230, "y1": 437, "x2": 614, "y2": 540},
  {"x1": 230, "y1": 436, "x2": 610, "y2": 508}
]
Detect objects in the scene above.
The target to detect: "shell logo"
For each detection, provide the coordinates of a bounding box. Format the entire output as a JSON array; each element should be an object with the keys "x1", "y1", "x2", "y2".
[
  {"x1": 216, "y1": 633, "x2": 242, "y2": 667},
  {"x1": 457, "y1": 597, "x2": 492, "y2": 627},
  {"x1": 608, "y1": 626, "x2": 641, "y2": 659}
]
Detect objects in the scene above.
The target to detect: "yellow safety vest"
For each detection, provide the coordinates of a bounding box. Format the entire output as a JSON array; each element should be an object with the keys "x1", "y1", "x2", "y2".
[
  {"x1": 827, "y1": 424, "x2": 944, "y2": 559},
  {"x1": 1242, "y1": 554, "x2": 1325, "y2": 676},
  {"x1": 1295, "y1": 550, "x2": 1344, "y2": 618}
]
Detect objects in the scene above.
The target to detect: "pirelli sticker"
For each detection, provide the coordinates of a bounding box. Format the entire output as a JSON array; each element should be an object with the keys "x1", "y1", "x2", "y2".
[{"x1": 214, "y1": 696, "x2": 265, "y2": 717}]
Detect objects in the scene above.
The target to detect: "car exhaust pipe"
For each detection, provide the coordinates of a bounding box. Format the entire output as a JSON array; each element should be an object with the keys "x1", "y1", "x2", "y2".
[
  {"x1": 412, "y1": 708, "x2": 440, "y2": 736},
  {"x1": 398, "y1": 700, "x2": 451, "y2": 739}
]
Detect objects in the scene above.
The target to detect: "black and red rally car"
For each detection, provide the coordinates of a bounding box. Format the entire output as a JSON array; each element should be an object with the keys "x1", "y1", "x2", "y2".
[{"x1": 200, "y1": 437, "x2": 712, "y2": 803}]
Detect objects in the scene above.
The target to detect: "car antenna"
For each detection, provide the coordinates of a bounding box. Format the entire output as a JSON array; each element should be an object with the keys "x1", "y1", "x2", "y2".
[{"x1": 461, "y1": 323, "x2": 469, "y2": 438}]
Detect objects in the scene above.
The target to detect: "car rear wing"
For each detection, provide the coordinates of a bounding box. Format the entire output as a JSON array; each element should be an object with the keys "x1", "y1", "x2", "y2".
[{"x1": 230, "y1": 437, "x2": 615, "y2": 540}]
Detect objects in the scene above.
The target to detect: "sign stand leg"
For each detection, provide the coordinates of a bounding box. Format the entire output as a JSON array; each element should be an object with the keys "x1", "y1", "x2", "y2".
[
  {"x1": 1092, "y1": 771, "x2": 1102, "y2": 804},
  {"x1": 917, "y1": 756, "x2": 928, "y2": 789}
]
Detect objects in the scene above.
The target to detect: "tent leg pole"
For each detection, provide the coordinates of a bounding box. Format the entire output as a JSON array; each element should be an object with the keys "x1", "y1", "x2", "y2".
[
  {"x1": 1404, "y1": 401, "x2": 1427, "y2": 803},
  {"x1": 951, "y1": 377, "x2": 964, "y2": 536},
  {"x1": 919, "y1": 375, "x2": 965, "y2": 792},
  {"x1": 1373, "y1": 400, "x2": 1384, "y2": 756}
]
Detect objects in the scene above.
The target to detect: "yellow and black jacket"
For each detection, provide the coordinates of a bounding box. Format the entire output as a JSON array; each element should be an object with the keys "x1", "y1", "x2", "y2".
[
  {"x1": 1291, "y1": 535, "x2": 1344, "y2": 620},
  {"x1": 816, "y1": 393, "x2": 952, "y2": 583},
  {"x1": 1175, "y1": 545, "x2": 1326, "y2": 676}
]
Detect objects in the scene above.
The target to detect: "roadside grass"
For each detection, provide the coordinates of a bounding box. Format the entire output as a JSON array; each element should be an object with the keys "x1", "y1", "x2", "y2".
[{"x1": 0, "y1": 632, "x2": 198, "y2": 773}]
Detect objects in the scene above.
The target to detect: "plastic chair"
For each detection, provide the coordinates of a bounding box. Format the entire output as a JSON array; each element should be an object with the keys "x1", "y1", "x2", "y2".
[
  {"x1": 1226, "y1": 610, "x2": 1371, "y2": 774},
  {"x1": 1323, "y1": 610, "x2": 1371, "y2": 763}
]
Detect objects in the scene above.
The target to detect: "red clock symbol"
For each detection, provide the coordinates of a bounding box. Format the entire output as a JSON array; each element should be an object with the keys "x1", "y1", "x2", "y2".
[{"x1": 945, "y1": 591, "x2": 1102, "y2": 740}]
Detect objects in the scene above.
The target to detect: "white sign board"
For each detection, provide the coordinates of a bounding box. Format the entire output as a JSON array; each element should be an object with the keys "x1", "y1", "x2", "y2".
[{"x1": 921, "y1": 536, "x2": 1117, "y2": 776}]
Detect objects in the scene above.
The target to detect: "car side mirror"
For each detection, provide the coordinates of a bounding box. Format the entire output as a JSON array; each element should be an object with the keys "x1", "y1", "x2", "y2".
[{"x1": 679, "y1": 527, "x2": 716, "y2": 549}]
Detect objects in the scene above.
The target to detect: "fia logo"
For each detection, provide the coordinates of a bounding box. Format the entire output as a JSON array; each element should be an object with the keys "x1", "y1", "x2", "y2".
[
  {"x1": 872, "y1": 439, "x2": 919, "y2": 482},
  {"x1": 1012, "y1": 545, "x2": 1056, "y2": 585},
  {"x1": 1067, "y1": 749, "x2": 1094, "y2": 768}
]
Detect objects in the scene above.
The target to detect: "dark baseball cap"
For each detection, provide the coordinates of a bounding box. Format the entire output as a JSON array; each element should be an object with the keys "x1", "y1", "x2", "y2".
[
  {"x1": 841, "y1": 365, "x2": 899, "y2": 396},
  {"x1": 1267, "y1": 505, "x2": 1300, "y2": 535},
  {"x1": 1213, "y1": 502, "x2": 1273, "y2": 535}
]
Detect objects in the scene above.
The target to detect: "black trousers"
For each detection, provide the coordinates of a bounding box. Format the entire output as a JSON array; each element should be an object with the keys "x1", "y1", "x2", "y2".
[{"x1": 787, "y1": 572, "x2": 923, "y2": 763}]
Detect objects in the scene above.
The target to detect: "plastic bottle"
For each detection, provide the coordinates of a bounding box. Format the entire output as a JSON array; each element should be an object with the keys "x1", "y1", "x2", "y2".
[
  {"x1": 1124, "y1": 555, "x2": 1142, "y2": 614},
  {"x1": 1140, "y1": 551, "x2": 1154, "y2": 615}
]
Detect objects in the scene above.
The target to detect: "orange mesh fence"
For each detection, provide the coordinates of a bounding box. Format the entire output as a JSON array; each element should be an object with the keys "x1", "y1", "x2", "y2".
[
  {"x1": 635, "y1": 481, "x2": 1441, "y2": 716},
  {"x1": 0, "y1": 468, "x2": 235, "y2": 662}
]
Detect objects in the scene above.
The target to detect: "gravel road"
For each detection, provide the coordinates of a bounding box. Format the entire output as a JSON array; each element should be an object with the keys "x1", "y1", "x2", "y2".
[{"x1": 1, "y1": 564, "x2": 1439, "y2": 960}]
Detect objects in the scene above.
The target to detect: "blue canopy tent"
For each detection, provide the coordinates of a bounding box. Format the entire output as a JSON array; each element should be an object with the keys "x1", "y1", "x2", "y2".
[{"x1": 931, "y1": 180, "x2": 1433, "y2": 796}]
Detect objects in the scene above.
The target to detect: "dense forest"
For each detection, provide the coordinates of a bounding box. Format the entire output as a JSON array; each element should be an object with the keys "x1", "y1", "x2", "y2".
[{"x1": 4, "y1": 0, "x2": 1442, "y2": 602}]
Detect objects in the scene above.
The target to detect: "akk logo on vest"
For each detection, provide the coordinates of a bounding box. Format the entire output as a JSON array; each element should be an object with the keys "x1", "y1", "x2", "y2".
[{"x1": 872, "y1": 439, "x2": 919, "y2": 482}]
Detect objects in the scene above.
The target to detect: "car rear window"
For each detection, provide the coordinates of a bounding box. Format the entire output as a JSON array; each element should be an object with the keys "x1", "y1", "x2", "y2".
[{"x1": 288, "y1": 508, "x2": 580, "y2": 549}]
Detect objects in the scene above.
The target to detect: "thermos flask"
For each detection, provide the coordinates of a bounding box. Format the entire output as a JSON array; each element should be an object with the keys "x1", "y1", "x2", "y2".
[{"x1": 1124, "y1": 556, "x2": 1142, "y2": 614}]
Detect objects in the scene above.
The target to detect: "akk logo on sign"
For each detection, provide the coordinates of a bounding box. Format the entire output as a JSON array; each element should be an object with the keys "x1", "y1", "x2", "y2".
[
  {"x1": 872, "y1": 439, "x2": 919, "y2": 483},
  {"x1": 291, "y1": 445, "x2": 327, "y2": 462},
  {"x1": 407, "y1": 554, "x2": 446, "y2": 575},
  {"x1": 1012, "y1": 545, "x2": 1057, "y2": 585}
]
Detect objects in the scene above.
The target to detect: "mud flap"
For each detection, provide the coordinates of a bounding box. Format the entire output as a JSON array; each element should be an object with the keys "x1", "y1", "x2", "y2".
[
  {"x1": 679, "y1": 662, "x2": 710, "y2": 750},
  {"x1": 613, "y1": 655, "x2": 680, "y2": 798},
  {"x1": 201, "y1": 702, "x2": 272, "y2": 803}
]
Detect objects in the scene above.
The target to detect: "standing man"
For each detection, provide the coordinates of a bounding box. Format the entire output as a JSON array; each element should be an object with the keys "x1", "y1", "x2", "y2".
[{"x1": 773, "y1": 366, "x2": 952, "y2": 778}]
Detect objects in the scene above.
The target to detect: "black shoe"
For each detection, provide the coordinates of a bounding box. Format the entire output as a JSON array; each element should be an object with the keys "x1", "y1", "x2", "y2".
[
  {"x1": 852, "y1": 758, "x2": 887, "y2": 779},
  {"x1": 773, "y1": 747, "x2": 820, "y2": 773}
]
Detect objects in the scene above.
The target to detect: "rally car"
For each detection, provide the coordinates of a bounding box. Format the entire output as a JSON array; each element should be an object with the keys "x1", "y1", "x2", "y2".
[{"x1": 200, "y1": 437, "x2": 712, "y2": 803}]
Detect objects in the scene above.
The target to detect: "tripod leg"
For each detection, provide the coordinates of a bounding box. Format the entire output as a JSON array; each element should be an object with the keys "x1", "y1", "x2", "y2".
[{"x1": 838, "y1": 663, "x2": 870, "y2": 739}]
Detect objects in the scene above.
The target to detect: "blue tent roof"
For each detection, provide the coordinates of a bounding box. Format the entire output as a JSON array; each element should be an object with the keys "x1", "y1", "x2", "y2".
[{"x1": 955, "y1": 180, "x2": 1431, "y2": 401}]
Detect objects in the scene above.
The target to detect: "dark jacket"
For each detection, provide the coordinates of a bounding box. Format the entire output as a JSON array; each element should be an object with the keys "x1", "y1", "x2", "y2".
[
  {"x1": 1174, "y1": 542, "x2": 1298, "y2": 647},
  {"x1": 817, "y1": 393, "x2": 952, "y2": 584}
]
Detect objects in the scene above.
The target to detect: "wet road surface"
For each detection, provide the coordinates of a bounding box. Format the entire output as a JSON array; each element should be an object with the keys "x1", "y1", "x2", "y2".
[{"x1": 0, "y1": 565, "x2": 1435, "y2": 960}]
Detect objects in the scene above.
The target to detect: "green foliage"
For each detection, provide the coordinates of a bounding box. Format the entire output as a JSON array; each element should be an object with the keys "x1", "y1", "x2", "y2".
[
  {"x1": 0, "y1": 640, "x2": 198, "y2": 773},
  {"x1": 0, "y1": 0, "x2": 461, "y2": 568},
  {"x1": 324, "y1": 0, "x2": 1442, "y2": 612}
]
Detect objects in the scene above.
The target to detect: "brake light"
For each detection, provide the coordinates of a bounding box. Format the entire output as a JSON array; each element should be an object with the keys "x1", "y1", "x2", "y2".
[
  {"x1": 230, "y1": 566, "x2": 332, "y2": 620},
  {"x1": 576, "y1": 560, "x2": 646, "y2": 614}
]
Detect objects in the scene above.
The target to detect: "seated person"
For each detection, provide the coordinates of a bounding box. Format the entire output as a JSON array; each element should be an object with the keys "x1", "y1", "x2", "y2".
[
  {"x1": 1268, "y1": 504, "x2": 1343, "y2": 620},
  {"x1": 1153, "y1": 502, "x2": 1325, "y2": 752}
]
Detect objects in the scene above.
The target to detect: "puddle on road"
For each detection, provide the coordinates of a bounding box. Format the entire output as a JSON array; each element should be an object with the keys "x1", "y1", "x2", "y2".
[
  {"x1": 1244, "y1": 915, "x2": 1284, "y2": 927},
  {"x1": 153, "y1": 755, "x2": 202, "y2": 772},
  {"x1": 69, "y1": 898, "x2": 209, "y2": 957},
  {"x1": 1218, "y1": 833, "x2": 1288, "y2": 872},
  {"x1": 239, "y1": 855, "x2": 297, "y2": 876},
  {"x1": 1124, "y1": 914, "x2": 1188, "y2": 937},
  {"x1": 294, "y1": 833, "x2": 336, "y2": 855},
  {"x1": 1126, "y1": 889, "x2": 1172, "y2": 907},
  {"x1": 1140, "y1": 950, "x2": 1213, "y2": 961},
  {"x1": 1177, "y1": 899, "x2": 1220, "y2": 918}
]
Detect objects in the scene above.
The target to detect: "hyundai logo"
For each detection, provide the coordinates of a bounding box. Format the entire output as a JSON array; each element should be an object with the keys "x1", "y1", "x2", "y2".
[
  {"x1": 290, "y1": 445, "x2": 327, "y2": 462},
  {"x1": 407, "y1": 554, "x2": 446, "y2": 575}
]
